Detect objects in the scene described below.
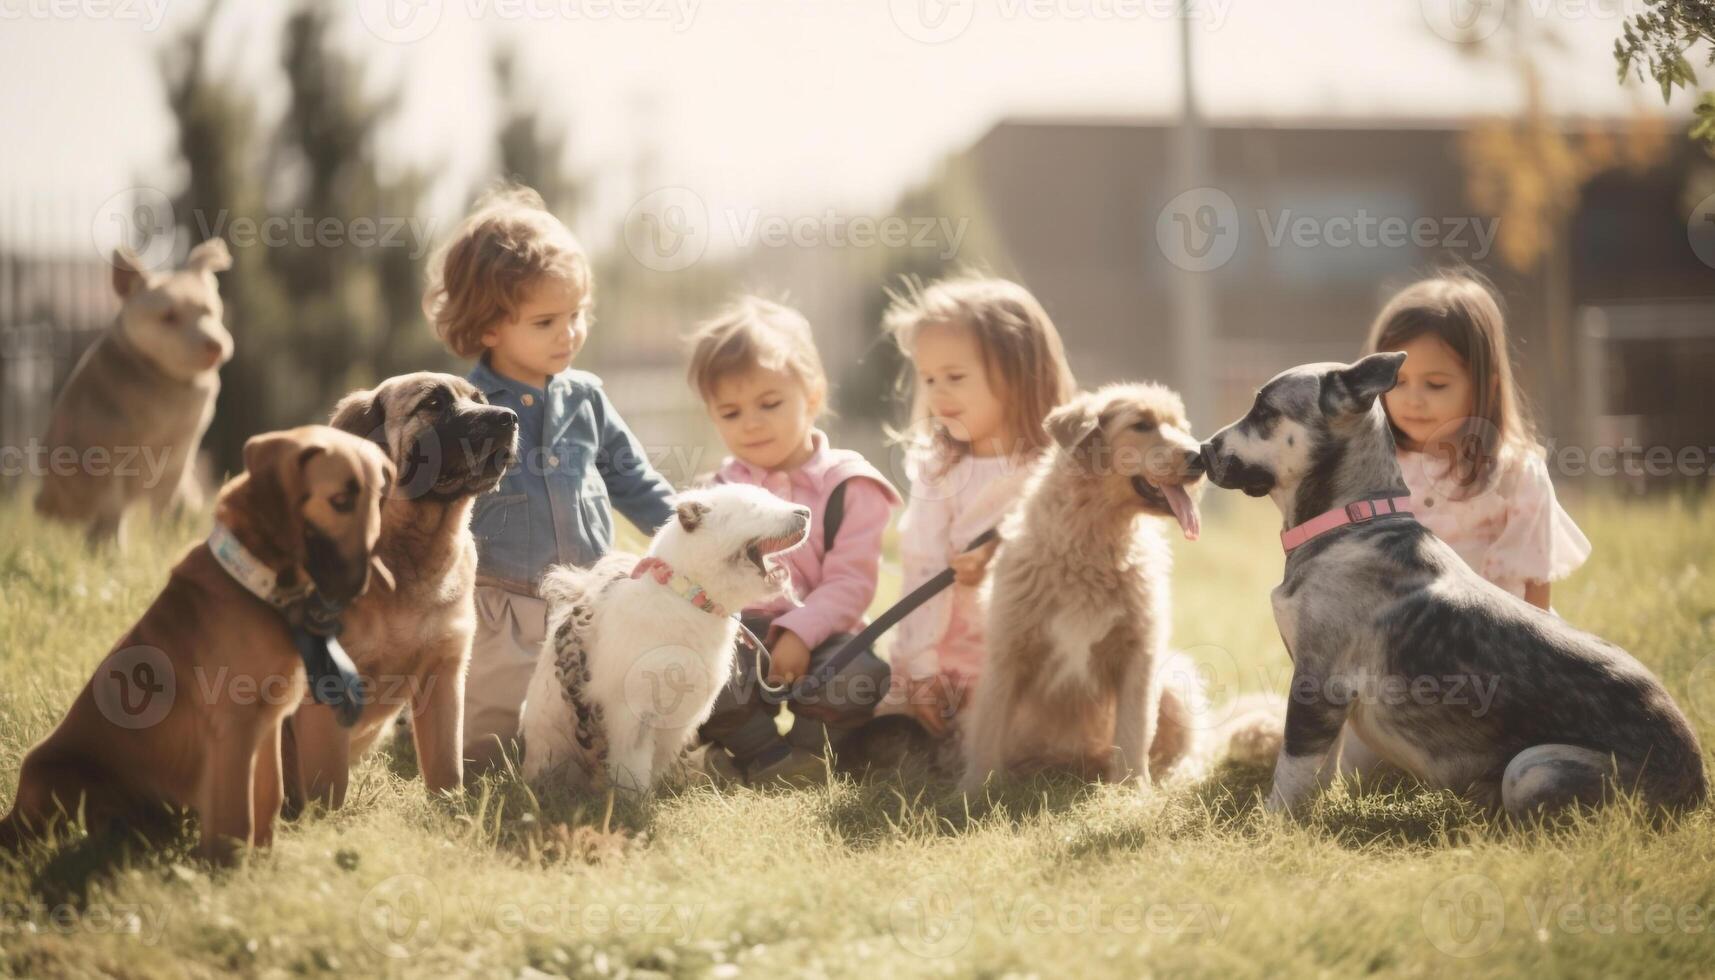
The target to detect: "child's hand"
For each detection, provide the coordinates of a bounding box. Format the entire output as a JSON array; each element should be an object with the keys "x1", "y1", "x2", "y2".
[
  {"x1": 766, "y1": 628, "x2": 812, "y2": 685},
  {"x1": 950, "y1": 537, "x2": 1001, "y2": 588},
  {"x1": 906, "y1": 676, "x2": 953, "y2": 736}
]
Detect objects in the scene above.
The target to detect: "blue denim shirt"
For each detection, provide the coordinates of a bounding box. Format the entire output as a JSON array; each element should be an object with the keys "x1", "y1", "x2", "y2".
[{"x1": 467, "y1": 357, "x2": 676, "y2": 593}]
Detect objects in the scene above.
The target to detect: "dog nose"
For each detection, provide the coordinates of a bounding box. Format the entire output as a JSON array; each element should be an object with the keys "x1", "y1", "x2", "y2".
[
  {"x1": 495, "y1": 407, "x2": 519, "y2": 430},
  {"x1": 1181, "y1": 447, "x2": 1204, "y2": 474}
]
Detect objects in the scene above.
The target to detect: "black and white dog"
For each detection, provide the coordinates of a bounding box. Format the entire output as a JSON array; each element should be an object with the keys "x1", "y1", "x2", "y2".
[{"x1": 1200, "y1": 352, "x2": 1706, "y2": 819}]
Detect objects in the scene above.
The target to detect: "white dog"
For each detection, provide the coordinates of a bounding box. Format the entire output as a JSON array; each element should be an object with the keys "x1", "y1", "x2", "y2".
[{"x1": 521, "y1": 485, "x2": 810, "y2": 793}]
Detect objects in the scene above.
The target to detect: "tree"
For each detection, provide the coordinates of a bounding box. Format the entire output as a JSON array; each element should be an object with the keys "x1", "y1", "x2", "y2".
[
  {"x1": 161, "y1": 0, "x2": 285, "y2": 474},
  {"x1": 1615, "y1": 0, "x2": 1715, "y2": 147},
  {"x1": 274, "y1": 0, "x2": 444, "y2": 414},
  {"x1": 1448, "y1": 2, "x2": 1671, "y2": 442},
  {"x1": 159, "y1": 0, "x2": 446, "y2": 475},
  {"x1": 491, "y1": 44, "x2": 585, "y2": 219}
]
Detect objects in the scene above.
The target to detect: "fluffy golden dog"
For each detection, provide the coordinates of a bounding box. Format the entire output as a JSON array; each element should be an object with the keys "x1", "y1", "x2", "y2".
[{"x1": 961, "y1": 383, "x2": 1213, "y2": 791}]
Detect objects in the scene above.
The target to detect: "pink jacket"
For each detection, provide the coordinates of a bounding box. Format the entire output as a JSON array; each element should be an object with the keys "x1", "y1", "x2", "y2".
[
  {"x1": 889, "y1": 447, "x2": 1039, "y2": 683},
  {"x1": 714, "y1": 430, "x2": 903, "y2": 650}
]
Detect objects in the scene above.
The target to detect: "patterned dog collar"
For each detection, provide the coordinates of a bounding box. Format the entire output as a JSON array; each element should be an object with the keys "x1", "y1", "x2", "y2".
[
  {"x1": 631, "y1": 556, "x2": 728, "y2": 618},
  {"x1": 208, "y1": 522, "x2": 311, "y2": 608}
]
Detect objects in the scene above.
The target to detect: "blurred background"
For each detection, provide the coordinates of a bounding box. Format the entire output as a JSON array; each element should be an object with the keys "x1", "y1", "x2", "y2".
[{"x1": 1, "y1": 0, "x2": 1712, "y2": 494}]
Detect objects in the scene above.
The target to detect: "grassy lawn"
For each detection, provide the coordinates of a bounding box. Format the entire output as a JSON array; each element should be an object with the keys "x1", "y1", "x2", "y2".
[{"x1": 1, "y1": 490, "x2": 1713, "y2": 977}]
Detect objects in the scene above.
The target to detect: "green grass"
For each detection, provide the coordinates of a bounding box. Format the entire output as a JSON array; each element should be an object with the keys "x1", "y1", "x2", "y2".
[{"x1": 3, "y1": 492, "x2": 1715, "y2": 977}]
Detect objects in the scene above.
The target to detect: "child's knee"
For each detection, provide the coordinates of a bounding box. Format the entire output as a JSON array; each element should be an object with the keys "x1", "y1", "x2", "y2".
[{"x1": 797, "y1": 642, "x2": 889, "y2": 721}]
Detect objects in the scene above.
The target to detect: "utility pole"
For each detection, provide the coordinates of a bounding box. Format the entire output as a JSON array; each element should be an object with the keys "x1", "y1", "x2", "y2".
[{"x1": 1169, "y1": 3, "x2": 1215, "y2": 432}]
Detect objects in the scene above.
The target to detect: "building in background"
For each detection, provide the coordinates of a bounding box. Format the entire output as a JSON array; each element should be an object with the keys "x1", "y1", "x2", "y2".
[{"x1": 921, "y1": 116, "x2": 1715, "y2": 487}]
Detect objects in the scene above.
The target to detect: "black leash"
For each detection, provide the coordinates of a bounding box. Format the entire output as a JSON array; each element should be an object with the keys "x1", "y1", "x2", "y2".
[{"x1": 750, "y1": 526, "x2": 1000, "y2": 705}]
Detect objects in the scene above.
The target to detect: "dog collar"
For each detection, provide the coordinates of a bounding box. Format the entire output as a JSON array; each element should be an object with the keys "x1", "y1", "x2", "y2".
[
  {"x1": 208, "y1": 521, "x2": 311, "y2": 609},
  {"x1": 631, "y1": 556, "x2": 728, "y2": 618},
  {"x1": 1281, "y1": 495, "x2": 1414, "y2": 554}
]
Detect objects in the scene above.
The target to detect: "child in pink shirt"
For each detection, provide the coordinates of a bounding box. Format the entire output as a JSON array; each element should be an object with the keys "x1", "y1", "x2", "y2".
[
  {"x1": 688, "y1": 297, "x2": 903, "y2": 783},
  {"x1": 878, "y1": 275, "x2": 1078, "y2": 739}
]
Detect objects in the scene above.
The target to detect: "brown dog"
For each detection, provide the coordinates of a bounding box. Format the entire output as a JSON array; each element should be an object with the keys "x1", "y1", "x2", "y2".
[
  {"x1": 282, "y1": 373, "x2": 517, "y2": 812},
  {"x1": 961, "y1": 383, "x2": 1210, "y2": 792},
  {"x1": 1, "y1": 426, "x2": 393, "y2": 863},
  {"x1": 35, "y1": 240, "x2": 234, "y2": 547}
]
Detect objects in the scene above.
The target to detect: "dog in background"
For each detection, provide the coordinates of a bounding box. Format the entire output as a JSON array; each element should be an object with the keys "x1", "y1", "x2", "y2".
[
  {"x1": 1201, "y1": 352, "x2": 1706, "y2": 819},
  {"x1": 281, "y1": 373, "x2": 518, "y2": 812},
  {"x1": 35, "y1": 240, "x2": 234, "y2": 547},
  {"x1": 961, "y1": 383, "x2": 1274, "y2": 793},
  {"x1": 522, "y1": 484, "x2": 810, "y2": 794},
  {"x1": 2, "y1": 426, "x2": 392, "y2": 864}
]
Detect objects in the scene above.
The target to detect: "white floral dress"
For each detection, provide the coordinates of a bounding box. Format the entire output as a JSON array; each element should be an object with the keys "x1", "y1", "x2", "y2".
[{"x1": 1397, "y1": 444, "x2": 1591, "y2": 599}]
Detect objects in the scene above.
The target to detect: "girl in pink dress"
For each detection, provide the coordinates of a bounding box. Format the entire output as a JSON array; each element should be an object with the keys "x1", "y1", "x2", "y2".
[
  {"x1": 1363, "y1": 273, "x2": 1590, "y2": 610},
  {"x1": 878, "y1": 275, "x2": 1078, "y2": 737}
]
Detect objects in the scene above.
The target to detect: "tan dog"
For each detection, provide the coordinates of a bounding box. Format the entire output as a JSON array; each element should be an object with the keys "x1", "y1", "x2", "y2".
[
  {"x1": 1, "y1": 426, "x2": 392, "y2": 864},
  {"x1": 35, "y1": 240, "x2": 234, "y2": 547},
  {"x1": 282, "y1": 373, "x2": 517, "y2": 811},
  {"x1": 961, "y1": 383, "x2": 1211, "y2": 792}
]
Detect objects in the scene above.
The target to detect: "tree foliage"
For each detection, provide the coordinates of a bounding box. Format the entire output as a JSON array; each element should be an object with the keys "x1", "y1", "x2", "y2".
[{"x1": 1615, "y1": 0, "x2": 1715, "y2": 145}]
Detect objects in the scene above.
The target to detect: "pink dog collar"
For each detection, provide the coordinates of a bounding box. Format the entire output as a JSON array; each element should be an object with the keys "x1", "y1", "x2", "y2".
[
  {"x1": 631, "y1": 556, "x2": 729, "y2": 618},
  {"x1": 1281, "y1": 495, "x2": 1414, "y2": 554}
]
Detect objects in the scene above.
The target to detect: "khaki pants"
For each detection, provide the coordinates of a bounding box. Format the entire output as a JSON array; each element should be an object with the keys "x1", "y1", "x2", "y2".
[{"x1": 463, "y1": 585, "x2": 547, "y2": 773}]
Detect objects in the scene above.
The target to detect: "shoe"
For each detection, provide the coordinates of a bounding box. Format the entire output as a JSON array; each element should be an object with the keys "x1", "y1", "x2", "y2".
[
  {"x1": 833, "y1": 714, "x2": 933, "y2": 775},
  {"x1": 745, "y1": 745, "x2": 827, "y2": 786},
  {"x1": 703, "y1": 746, "x2": 743, "y2": 784},
  {"x1": 706, "y1": 743, "x2": 826, "y2": 787},
  {"x1": 785, "y1": 717, "x2": 833, "y2": 754}
]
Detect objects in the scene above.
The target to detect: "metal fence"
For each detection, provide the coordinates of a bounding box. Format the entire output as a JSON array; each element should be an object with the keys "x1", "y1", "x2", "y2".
[{"x1": 0, "y1": 218, "x2": 114, "y2": 490}]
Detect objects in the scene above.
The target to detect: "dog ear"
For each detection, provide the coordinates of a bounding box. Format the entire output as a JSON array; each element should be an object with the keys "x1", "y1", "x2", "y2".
[
  {"x1": 1046, "y1": 394, "x2": 1101, "y2": 450},
  {"x1": 330, "y1": 388, "x2": 389, "y2": 452},
  {"x1": 675, "y1": 499, "x2": 710, "y2": 532},
  {"x1": 185, "y1": 238, "x2": 232, "y2": 275},
  {"x1": 111, "y1": 248, "x2": 149, "y2": 299},
  {"x1": 1321, "y1": 352, "x2": 1406, "y2": 417},
  {"x1": 240, "y1": 431, "x2": 315, "y2": 567}
]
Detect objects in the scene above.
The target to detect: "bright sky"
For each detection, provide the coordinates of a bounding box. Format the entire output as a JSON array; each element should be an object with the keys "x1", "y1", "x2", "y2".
[{"x1": 0, "y1": 0, "x2": 1693, "y2": 252}]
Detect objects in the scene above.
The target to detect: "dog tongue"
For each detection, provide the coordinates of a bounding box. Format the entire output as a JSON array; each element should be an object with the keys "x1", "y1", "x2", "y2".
[{"x1": 1161, "y1": 482, "x2": 1201, "y2": 541}]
